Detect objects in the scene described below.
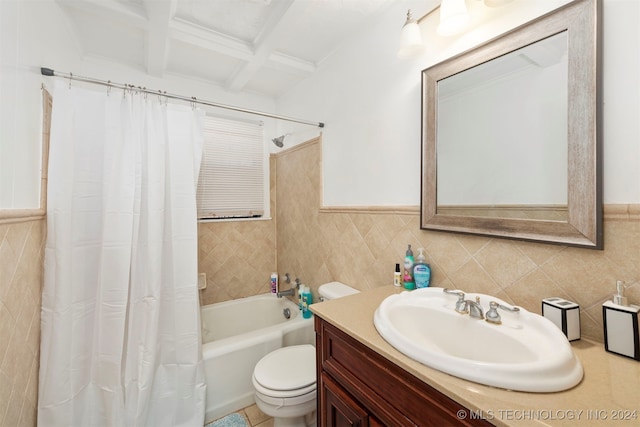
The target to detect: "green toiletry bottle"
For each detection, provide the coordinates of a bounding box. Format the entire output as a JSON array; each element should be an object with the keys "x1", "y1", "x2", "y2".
[
  {"x1": 403, "y1": 244, "x2": 415, "y2": 290},
  {"x1": 302, "y1": 286, "x2": 313, "y2": 319}
]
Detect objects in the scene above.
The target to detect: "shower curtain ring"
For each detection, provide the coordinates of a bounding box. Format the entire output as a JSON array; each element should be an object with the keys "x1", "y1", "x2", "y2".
[
  {"x1": 107, "y1": 80, "x2": 112, "y2": 96},
  {"x1": 68, "y1": 72, "x2": 72, "y2": 90}
]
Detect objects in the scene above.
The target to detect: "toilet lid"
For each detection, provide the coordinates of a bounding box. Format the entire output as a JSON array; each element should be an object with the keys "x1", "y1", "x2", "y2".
[{"x1": 253, "y1": 344, "x2": 316, "y2": 391}]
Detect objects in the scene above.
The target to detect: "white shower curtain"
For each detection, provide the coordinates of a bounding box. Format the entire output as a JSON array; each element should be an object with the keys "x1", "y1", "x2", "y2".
[{"x1": 38, "y1": 81, "x2": 206, "y2": 426}]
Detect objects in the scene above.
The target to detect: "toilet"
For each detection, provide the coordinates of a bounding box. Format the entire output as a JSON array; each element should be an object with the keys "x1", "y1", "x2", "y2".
[{"x1": 252, "y1": 282, "x2": 359, "y2": 427}]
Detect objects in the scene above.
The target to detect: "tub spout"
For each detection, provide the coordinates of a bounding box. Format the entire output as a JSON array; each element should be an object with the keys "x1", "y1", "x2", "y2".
[
  {"x1": 277, "y1": 277, "x2": 301, "y2": 298},
  {"x1": 276, "y1": 288, "x2": 295, "y2": 298}
]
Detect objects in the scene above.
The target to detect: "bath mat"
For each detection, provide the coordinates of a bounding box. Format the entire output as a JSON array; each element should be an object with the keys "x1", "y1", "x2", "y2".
[{"x1": 205, "y1": 413, "x2": 249, "y2": 427}]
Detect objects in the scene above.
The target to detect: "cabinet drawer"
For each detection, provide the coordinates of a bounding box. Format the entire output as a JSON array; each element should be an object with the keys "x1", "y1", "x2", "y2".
[{"x1": 321, "y1": 373, "x2": 383, "y2": 427}]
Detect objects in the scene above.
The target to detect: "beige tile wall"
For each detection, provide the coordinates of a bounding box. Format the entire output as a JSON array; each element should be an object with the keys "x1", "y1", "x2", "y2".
[
  {"x1": 0, "y1": 219, "x2": 45, "y2": 427},
  {"x1": 198, "y1": 157, "x2": 277, "y2": 306},
  {"x1": 275, "y1": 138, "x2": 640, "y2": 343}
]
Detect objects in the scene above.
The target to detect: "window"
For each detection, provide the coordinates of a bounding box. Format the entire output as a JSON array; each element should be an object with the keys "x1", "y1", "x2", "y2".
[{"x1": 196, "y1": 115, "x2": 266, "y2": 220}]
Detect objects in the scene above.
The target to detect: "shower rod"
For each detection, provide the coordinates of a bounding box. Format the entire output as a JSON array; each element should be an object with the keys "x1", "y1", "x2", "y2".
[{"x1": 40, "y1": 67, "x2": 325, "y2": 128}]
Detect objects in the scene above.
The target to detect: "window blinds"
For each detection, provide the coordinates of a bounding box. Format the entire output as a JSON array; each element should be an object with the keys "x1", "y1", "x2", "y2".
[{"x1": 197, "y1": 116, "x2": 264, "y2": 219}]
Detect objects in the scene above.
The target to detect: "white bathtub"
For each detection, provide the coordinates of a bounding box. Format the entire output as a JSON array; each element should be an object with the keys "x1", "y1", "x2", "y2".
[{"x1": 201, "y1": 293, "x2": 315, "y2": 423}]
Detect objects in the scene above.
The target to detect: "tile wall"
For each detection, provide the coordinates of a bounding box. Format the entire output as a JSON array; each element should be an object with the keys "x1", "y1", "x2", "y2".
[
  {"x1": 0, "y1": 219, "x2": 45, "y2": 427},
  {"x1": 275, "y1": 138, "x2": 640, "y2": 343}
]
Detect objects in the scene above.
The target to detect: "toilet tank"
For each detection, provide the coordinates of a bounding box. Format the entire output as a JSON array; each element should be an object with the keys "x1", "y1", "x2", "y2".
[{"x1": 318, "y1": 282, "x2": 359, "y2": 301}]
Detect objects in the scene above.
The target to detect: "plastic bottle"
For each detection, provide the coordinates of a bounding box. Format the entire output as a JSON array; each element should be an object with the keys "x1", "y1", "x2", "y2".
[
  {"x1": 403, "y1": 244, "x2": 415, "y2": 290},
  {"x1": 270, "y1": 273, "x2": 278, "y2": 294},
  {"x1": 394, "y1": 263, "x2": 402, "y2": 287},
  {"x1": 413, "y1": 248, "x2": 431, "y2": 289},
  {"x1": 298, "y1": 285, "x2": 305, "y2": 311},
  {"x1": 302, "y1": 286, "x2": 313, "y2": 319}
]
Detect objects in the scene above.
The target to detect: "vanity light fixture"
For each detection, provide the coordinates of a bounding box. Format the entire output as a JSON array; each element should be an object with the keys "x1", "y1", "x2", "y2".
[
  {"x1": 437, "y1": 0, "x2": 471, "y2": 36},
  {"x1": 398, "y1": 0, "x2": 514, "y2": 57},
  {"x1": 484, "y1": 0, "x2": 514, "y2": 7},
  {"x1": 398, "y1": 9, "x2": 425, "y2": 58}
]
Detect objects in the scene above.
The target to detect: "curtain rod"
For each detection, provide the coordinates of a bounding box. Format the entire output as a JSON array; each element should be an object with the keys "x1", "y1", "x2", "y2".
[{"x1": 40, "y1": 67, "x2": 325, "y2": 128}]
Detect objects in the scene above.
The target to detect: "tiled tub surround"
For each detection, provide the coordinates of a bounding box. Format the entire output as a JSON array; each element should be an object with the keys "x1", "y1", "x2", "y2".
[
  {"x1": 275, "y1": 138, "x2": 639, "y2": 344},
  {"x1": 198, "y1": 217, "x2": 276, "y2": 306}
]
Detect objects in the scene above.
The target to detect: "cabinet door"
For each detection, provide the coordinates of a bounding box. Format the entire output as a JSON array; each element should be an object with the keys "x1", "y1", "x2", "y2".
[{"x1": 322, "y1": 373, "x2": 375, "y2": 427}]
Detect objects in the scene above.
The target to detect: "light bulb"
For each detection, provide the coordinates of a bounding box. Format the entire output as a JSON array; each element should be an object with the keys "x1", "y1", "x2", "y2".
[{"x1": 437, "y1": 0, "x2": 470, "y2": 37}]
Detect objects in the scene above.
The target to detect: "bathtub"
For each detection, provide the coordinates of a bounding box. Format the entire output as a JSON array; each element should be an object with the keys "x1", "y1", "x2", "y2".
[{"x1": 201, "y1": 293, "x2": 315, "y2": 423}]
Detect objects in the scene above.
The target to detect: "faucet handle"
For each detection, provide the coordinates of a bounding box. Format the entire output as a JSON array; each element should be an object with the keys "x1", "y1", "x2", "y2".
[
  {"x1": 443, "y1": 288, "x2": 465, "y2": 300},
  {"x1": 443, "y1": 289, "x2": 467, "y2": 314},
  {"x1": 485, "y1": 301, "x2": 520, "y2": 324}
]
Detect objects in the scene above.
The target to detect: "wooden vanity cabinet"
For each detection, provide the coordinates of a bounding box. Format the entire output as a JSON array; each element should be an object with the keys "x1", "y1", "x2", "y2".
[{"x1": 315, "y1": 317, "x2": 494, "y2": 427}]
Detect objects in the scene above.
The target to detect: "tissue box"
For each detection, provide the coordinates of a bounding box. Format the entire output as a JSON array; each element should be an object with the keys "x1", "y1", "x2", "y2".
[
  {"x1": 542, "y1": 297, "x2": 581, "y2": 341},
  {"x1": 603, "y1": 302, "x2": 640, "y2": 361}
]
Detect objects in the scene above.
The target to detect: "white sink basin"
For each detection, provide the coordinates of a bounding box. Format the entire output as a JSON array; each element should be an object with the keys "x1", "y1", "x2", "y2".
[{"x1": 374, "y1": 287, "x2": 583, "y2": 392}]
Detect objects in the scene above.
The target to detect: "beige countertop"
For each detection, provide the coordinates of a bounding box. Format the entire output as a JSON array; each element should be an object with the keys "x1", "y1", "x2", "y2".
[{"x1": 311, "y1": 285, "x2": 640, "y2": 427}]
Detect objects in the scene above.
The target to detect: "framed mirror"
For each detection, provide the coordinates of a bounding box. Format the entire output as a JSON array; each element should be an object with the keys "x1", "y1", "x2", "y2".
[{"x1": 421, "y1": 0, "x2": 602, "y2": 248}]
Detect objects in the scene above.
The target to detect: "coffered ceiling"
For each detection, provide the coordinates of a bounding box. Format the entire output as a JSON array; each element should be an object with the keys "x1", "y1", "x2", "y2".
[{"x1": 56, "y1": 0, "x2": 393, "y2": 98}]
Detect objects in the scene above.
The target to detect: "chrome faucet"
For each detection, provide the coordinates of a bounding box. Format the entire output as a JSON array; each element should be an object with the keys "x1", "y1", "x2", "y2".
[
  {"x1": 276, "y1": 288, "x2": 295, "y2": 298},
  {"x1": 443, "y1": 289, "x2": 484, "y2": 319},
  {"x1": 276, "y1": 276, "x2": 301, "y2": 298},
  {"x1": 485, "y1": 301, "x2": 520, "y2": 324},
  {"x1": 443, "y1": 289, "x2": 467, "y2": 313},
  {"x1": 465, "y1": 297, "x2": 484, "y2": 320}
]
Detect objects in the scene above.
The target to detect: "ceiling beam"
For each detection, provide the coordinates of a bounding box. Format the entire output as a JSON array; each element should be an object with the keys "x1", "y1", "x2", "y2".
[
  {"x1": 170, "y1": 17, "x2": 315, "y2": 77},
  {"x1": 171, "y1": 19, "x2": 254, "y2": 62},
  {"x1": 56, "y1": 0, "x2": 147, "y2": 28},
  {"x1": 268, "y1": 52, "x2": 315, "y2": 75},
  {"x1": 143, "y1": 0, "x2": 177, "y2": 77},
  {"x1": 225, "y1": 0, "x2": 296, "y2": 92}
]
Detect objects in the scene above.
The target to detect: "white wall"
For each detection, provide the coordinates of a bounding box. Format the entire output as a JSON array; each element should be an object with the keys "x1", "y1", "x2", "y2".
[
  {"x1": 275, "y1": 0, "x2": 640, "y2": 206},
  {"x1": 3, "y1": 0, "x2": 638, "y2": 208},
  {"x1": 0, "y1": 0, "x2": 278, "y2": 210}
]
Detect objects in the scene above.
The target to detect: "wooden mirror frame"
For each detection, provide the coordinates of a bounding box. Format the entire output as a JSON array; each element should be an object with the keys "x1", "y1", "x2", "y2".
[{"x1": 421, "y1": 0, "x2": 602, "y2": 249}]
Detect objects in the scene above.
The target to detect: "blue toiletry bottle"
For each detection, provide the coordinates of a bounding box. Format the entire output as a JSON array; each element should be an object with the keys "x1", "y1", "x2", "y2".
[
  {"x1": 413, "y1": 248, "x2": 431, "y2": 289},
  {"x1": 302, "y1": 286, "x2": 313, "y2": 319},
  {"x1": 403, "y1": 244, "x2": 415, "y2": 290}
]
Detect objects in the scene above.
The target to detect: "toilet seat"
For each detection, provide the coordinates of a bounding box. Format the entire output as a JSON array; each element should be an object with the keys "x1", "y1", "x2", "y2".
[
  {"x1": 254, "y1": 386, "x2": 316, "y2": 407},
  {"x1": 253, "y1": 344, "x2": 316, "y2": 400}
]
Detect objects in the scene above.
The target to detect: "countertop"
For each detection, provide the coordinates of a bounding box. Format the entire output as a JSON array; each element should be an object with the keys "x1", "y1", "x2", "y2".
[{"x1": 310, "y1": 286, "x2": 640, "y2": 427}]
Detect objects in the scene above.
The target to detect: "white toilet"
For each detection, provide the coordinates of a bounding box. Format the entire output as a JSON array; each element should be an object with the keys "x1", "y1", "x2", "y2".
[{"x1": 252, "y1": 282, "x2": 359, "y2": 427}]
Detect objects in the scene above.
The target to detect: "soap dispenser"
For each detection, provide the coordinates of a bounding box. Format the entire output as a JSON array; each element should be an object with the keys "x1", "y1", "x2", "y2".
[
  {"x1": 412, "y1": 248, "x2": 431, "y2": 289},
  {"x1": 603, "y1": 281, "x2": 640, "y2": 360}
]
